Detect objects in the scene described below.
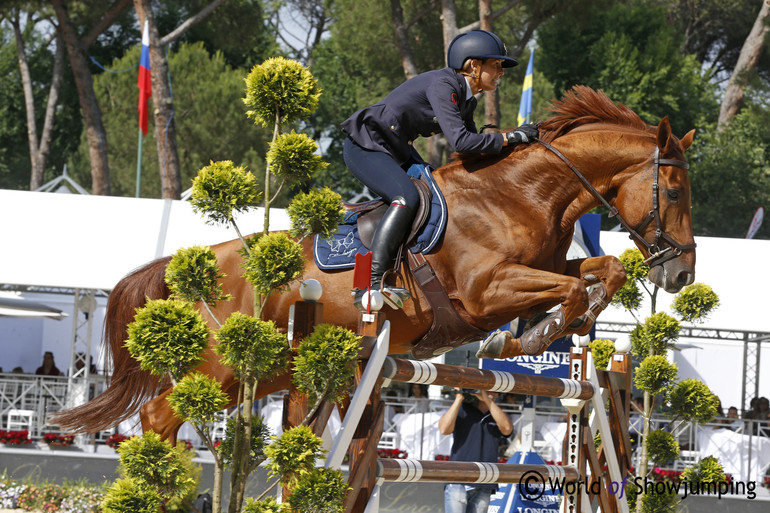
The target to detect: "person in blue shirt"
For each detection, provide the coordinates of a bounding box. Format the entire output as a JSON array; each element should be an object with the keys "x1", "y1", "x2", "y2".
[
  {"x1": 439, "y1": 388, "x2": 514, "y2": 513},
  {"x1": 342, "y1": 29, "x2": 539, "y2": 310}
]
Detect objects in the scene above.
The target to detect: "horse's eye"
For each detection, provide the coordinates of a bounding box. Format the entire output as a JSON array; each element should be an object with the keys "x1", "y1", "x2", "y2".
[{"x1": 666, "y1": 189, "x2": 681, "y2": 202}]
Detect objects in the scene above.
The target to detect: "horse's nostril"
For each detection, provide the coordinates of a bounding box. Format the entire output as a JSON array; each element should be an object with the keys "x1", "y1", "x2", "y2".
[{"x1": 676, "y1": 270, "x2": 693, "y2": 287}]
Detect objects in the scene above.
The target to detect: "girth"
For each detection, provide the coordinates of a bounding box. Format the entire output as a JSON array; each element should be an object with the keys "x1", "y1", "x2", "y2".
[{"x1": 406, "y1": 252, "x2": 488, "y2": 361}]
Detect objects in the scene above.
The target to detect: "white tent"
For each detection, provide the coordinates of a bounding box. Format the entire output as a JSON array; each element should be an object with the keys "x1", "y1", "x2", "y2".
[
  {"x1": 0, "y1": 189, "x2": 290, "y2": 374},
  {"x1": 597, "y1": 231, "x2": 770, "y2": 412},
  {"x1": 0, "y1": 189, "x2": 289, "y2": 291}
]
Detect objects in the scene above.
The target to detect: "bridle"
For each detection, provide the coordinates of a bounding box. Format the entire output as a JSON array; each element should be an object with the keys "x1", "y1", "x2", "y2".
[{"x1": 535, "y1": 139, "x2": 696, "y2": 267}]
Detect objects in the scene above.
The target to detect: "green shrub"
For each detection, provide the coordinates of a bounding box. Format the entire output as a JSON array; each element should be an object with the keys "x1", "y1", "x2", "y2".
[
  {"x1": 293, "y1": 324, "x2": 361, "y2": 405},
  {"x1": 101, "y1": 478, "x2": 161, "y2": 513},
  {"x1": 634, "y1": 355, "x2": 677, "y2": 395},
  {"x1": 646, "y1": 429, "x2": 679, "y2": 464},
  {"x1": 191, "y1": 160, "x2": 262, "y2": 225},
  {"x1": 589, "y1": 338, "x2": 616, "y2": 369},
  {"x1": 126, "y1": 298, "x2": 210, "y2": 379},
  {"x1": 672, "y1": 283, "x2": 720, "y2": 323}
]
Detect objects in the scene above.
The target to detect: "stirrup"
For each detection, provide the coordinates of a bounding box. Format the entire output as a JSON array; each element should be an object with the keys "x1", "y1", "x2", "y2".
[
  {"x1": 380, "y1": 285, "x2": 411, "y2": 309},
  {"x1": 352, "y1": 286, "x2": 411, "y2": 311}
]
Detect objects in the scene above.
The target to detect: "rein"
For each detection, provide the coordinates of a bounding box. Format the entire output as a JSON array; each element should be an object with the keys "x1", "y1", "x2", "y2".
[{"x1": 535, "y1": 139, "x2": 696, "y2": 267}]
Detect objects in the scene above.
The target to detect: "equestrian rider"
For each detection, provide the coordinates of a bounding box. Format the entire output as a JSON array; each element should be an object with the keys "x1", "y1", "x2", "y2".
[{"x1": 342, "y1": 29, "x2": 539, "y2": 309}]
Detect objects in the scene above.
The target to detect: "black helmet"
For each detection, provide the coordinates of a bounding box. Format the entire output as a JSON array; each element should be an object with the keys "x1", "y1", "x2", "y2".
[{"x1": 447, "y1": 30, "x2": 518, "y2": 69}]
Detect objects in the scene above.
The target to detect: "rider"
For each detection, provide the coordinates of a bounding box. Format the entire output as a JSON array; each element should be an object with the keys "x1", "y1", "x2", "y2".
[{"x1": 342, "y1": 29, "x2": 539, "y2": 309}]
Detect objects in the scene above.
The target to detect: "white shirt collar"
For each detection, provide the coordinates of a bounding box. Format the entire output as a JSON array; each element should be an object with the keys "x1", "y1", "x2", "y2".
[{"x1": 463, "y1": 76, "x2": 475, "y2": 100}]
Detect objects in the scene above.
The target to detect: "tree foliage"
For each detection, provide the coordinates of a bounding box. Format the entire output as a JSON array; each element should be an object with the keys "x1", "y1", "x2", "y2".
[
  {"x1": 165, "y1": 245, "x2": 230, "y2": 306},
  {"x1": 671, "y1": 283, "x2": 720, "y2": 323},
  {"x1": 167, "y1": 371, "x2": 229, "y2": 424},
  {"x1": 68, "y1": 42, "x2": 271, "y2": 198},
  {"x1": 116, "y1": 431, "x2": 197, "y2": 499},
  {"x1": 688, "y1": 102, "x2": 770, "y2": 238},
  {"x1": 191, "y1": 160, "x2": 262, "y2": 225},
  {"x1": 244, "y1": 56, "x2": 321, "y2": 128},
  {"x1": 264, "y1": 425, "x2": 324, "y2": 485},
  {"x1": 538, "y1": 0, "x2": 719, "y2": 135},
  {"x1": 287, "y1": 187, "x2": 345, "y2": 240},
  {"x1": 214, "y1": 313, "x2": 289, "y2": 382},
  {"x1": 125, "y1": 298, "x2": 209, "y2": 379},
  {"x1": 293, "y1": 323, "x2": 361, "y2": 405}
]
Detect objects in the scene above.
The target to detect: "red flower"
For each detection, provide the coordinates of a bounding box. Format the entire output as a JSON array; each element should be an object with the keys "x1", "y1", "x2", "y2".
[{"x1": 106, "y1": 433, "x2": 132, "y2": 449}]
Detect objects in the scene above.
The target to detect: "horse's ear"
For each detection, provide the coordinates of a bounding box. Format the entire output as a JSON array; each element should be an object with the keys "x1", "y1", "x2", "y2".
[
  {"x1": 680, "y1": 129, "x2": 696, "y2": 151},
  {"x1": 656, "y1": 116, "x2": 672, "y2": 150}
]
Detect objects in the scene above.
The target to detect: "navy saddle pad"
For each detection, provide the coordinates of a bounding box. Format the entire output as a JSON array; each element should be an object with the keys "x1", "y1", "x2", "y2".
[{"x1": 313, "y1": 164, "x2": 448, "y2": 271}]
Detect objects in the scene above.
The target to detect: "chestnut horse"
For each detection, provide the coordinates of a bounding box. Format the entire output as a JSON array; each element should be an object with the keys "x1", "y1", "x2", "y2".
[{"x1": 53, "y1": 86, "x2": 696, "y2": 442}]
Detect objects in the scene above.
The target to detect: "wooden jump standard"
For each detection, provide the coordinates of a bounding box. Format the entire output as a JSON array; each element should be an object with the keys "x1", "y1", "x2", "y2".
[{"x1": 284, "y1": 288, "x2": 631, "y2": 513}]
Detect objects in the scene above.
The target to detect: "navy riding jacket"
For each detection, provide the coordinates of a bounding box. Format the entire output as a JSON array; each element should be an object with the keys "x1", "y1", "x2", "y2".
[{"x1": 341, "y1": 67, "x2": 504, "y2": 165}]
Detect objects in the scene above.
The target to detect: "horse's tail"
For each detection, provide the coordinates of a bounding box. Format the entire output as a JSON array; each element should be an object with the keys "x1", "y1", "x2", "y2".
[{"x1": 51, "y1": 257, "x2": 172, "y2": 433}]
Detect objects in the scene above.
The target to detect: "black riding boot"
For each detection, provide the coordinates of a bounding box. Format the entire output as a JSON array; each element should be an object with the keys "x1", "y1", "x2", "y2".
[{"x1": 355, "y1": 197, "x2": 414, "y2": 310}]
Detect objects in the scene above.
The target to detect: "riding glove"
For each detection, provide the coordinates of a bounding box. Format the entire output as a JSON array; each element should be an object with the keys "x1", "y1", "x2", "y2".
[{"x1": 506, "y1": 123, "x2": 539, "y2": 145}]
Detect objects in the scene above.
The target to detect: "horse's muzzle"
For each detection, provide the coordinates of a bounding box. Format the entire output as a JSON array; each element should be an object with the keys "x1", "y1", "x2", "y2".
[{"x1": 648, "y1": 260, "x2": 694, "y2": 293}]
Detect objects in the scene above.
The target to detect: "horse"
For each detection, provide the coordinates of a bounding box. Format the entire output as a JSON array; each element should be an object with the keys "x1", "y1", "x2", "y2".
[{"x1": 52, "y1": 86, "x2": 696, "y2": 443}]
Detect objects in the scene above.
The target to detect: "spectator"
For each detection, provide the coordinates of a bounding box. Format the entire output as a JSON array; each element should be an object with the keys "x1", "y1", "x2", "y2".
[
  {"x1": 749, "y1": 397, "x2": 770, "y2": 436},
  {"x1": 439, "y1": 389, "x2": 513, "y2": 513},
  {"x1": 725, "y1": 406, "x2": 744, "y2": 431},
  {"x1": 407, "y1": 383, "x2": 431, "y2": 413},
  {"x1": 35, "y1": 351, "x2": 63, "y2": 376}
]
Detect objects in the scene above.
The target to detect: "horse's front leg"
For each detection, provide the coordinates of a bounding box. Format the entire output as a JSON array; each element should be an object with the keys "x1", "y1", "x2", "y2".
[
  {"x1": 560, "y1": 255, "x2": 627, "y2": 337},
  {"x1": 468, "y1": 264, "x2": 591, "y2": 359}
]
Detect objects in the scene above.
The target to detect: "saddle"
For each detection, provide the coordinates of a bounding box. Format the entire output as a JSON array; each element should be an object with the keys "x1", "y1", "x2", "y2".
[
  {"x1": 343, "y1": 178, "x2": 488, "y2": 361},
  {"x1": 344, "y1": 177, "x2": 432, "y2": 251}
]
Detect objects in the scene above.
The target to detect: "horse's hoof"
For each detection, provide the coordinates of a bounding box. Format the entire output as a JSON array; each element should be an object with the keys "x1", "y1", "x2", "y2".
[{"x1": 476, "y1": 330, "x2": 511, "y2": 359}]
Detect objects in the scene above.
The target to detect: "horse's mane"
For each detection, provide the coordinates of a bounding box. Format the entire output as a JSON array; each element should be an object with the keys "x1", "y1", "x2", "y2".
[
  {"x1": 453, "y1": 85, "x2": 649, "y2": 165},
  {"x1": 537, "y1": 85, "x2": 648, "y2": 143}
]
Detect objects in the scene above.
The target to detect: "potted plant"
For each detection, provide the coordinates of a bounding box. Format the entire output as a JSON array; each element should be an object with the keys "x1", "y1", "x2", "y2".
[
  {"x1": 0, "y1": 429, "x2": 33, "y2": 446},
  {"x1": 105, "y1": 433, "x2": 131, "y2": 450}
]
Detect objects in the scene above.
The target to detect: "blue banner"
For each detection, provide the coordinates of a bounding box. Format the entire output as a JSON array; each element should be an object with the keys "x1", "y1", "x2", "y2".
[{"x1": 488, "y1": 451, "x2": 562, "y2": 513}]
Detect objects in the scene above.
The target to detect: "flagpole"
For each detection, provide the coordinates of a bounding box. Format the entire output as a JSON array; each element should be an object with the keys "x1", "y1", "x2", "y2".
[
  {"x1": 136, "y1": 19, "x2": 151, "y2": 198},
  {"x1": 136, "y1": 128, "x2": 143, "y2": 197}
]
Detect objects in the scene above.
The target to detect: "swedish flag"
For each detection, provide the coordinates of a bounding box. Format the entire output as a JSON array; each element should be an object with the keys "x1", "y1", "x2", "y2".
[{"x1": 517, "y1": 50, "x2": 534, "y2": 125}]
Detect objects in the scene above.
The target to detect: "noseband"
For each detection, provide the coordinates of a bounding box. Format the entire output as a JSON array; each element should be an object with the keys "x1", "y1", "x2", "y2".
[{"x1": 535, "y1": 140, "x2": 696, "y2": 268}]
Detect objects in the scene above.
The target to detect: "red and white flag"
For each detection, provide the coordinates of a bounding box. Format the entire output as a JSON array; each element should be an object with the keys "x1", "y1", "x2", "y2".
[{"x1": 137, "y1": 20, "x2": 152, "y2": 135}]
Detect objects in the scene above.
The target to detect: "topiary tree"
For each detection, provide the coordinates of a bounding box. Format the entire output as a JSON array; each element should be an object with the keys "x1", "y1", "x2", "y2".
[
  {"x1": 119, "y1": 56, "x2": 351, "y2": 513},
  {"x1": 101, "y1": 432, "x2": 197, "y2": 513},
  {"x1": 613, "y1": 248, "x2": 721, "y2": 512}
]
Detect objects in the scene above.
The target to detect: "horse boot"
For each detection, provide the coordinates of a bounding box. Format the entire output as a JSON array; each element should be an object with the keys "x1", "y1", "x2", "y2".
[
  {"x1": 568, "y1": 281, "x2": 609, "y2": 332},
  {"x1": 476, "y1": 309, "x2": 566, "y2": 359},
  {"x1": 519, "y1": 308, "x2": 566, "y2": 355},
  {"x1": 354, "y1": 197, "x2": 414, "y2": 310}
]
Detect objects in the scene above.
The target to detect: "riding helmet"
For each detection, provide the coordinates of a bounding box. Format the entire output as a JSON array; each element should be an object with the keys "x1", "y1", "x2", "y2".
[{"x1": 446, "y1": 30, "x2": 518, "y2": 69}]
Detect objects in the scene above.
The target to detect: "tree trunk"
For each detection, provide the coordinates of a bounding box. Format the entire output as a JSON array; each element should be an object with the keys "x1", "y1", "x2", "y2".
[
  {"x1": 51, "y1": 0, "x2": 111, "y2": 195},
  {"x1": 441, "y1": 0, "x2": 459, "y2": 50},
  {"x1": 390, "y1": 0, "x2": 419, "y2": 79},
  {"x1": 717, "y1": 0, "x2": 770, "y2": 130},
  {"x1": 11, "y1": 14, "x2": 64, "y2": 191},
  {"x1": 135, "y1": 0, "x2": 182, "y2": 199},
  {"x1": 479, "y1": 0, "x2": 500, "y2": 128}
]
